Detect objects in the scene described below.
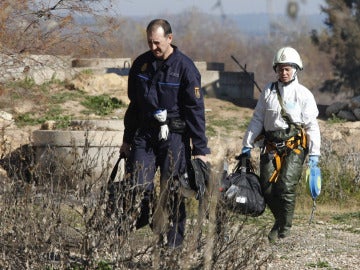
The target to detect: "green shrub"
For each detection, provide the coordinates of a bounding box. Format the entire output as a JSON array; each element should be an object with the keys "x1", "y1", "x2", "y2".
[
  {"x1": 15, "y1": 112, "x2": 72, "y2": 128},
  {"x1": 327, "y1": 114, "x2": 346, "y2": 124},
  {"x1": 81, "y1": 95, "x2": 124, "y2": 116}
]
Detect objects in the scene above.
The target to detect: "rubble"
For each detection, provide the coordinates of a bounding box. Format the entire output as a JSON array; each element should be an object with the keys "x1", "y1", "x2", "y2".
[{"x1": 326, "y1": 96, "x2": 360, "y2": 121}]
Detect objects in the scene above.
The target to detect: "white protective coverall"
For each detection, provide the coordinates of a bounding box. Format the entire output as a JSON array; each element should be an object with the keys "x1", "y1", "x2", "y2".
[
  {"x1": 243, "y1": 76, "x2": 321, "y2": 156},
  {"x1": 242, "y1": 75, "x2": 321, "y2": 240}
]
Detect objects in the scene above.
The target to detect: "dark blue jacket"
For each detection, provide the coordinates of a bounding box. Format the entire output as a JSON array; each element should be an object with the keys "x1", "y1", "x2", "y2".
[{"x1": 123, "y1": 45, "x2": 210, "y2": 155}]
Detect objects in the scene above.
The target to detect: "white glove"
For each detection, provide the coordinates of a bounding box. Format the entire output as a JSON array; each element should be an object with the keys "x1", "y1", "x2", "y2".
[
  {"x1": 154, "y1": 109, "x2": 167, "y2": 122},
  {"x1": 159, "y1": 124, "x2": 169, "y2": 140},
  {"x1": 154, "y1": 109, "x2": 169, "y2": 141}
]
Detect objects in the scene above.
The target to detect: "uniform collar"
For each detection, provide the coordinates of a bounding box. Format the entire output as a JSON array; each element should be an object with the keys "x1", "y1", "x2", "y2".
[{"x1": 150, "y1": 45, "x2": 179, "y2": 68}]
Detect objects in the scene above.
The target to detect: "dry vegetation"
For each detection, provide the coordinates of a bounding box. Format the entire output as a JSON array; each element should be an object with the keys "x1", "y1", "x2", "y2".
[{"x1": 0, "y1": 77, "x2": 360, "y2": 269}]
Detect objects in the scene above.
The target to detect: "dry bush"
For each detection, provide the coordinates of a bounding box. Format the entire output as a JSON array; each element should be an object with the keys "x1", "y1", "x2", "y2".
[
  {"x1": 315, "y1": 137, "x2": 360, "y2": 203},
  {"x1": 2, "y1": 121, "x2": 359, "y2": 269},
  {"x1": 0, "y1": 130, "x2": 273, "y2": 269}
]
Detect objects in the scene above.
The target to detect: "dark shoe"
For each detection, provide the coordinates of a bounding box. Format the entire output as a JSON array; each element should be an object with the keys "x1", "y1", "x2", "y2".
[
  {"x1": 268, "y1": 223, "x2": 279, "y2": 242},
  {"x1": 278, "y1": 228, "x2": 290, "y2": 239}
]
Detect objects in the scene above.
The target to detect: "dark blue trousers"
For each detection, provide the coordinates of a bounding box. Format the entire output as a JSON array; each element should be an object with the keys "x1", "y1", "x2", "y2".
[{"x1": 128, "y1": 128, "x2": 187, "y2": 247}]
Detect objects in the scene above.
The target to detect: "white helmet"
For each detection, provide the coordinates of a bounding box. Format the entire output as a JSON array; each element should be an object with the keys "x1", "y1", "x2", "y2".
[{"x1": 272, "y1": 47, "x2": 303, "y2": 71}]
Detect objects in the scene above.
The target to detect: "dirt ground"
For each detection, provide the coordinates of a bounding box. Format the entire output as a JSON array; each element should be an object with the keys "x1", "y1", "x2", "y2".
[
  {"x1": 1, "y1": 84, "x2": 360, "y2": 269},
  {"x1": 204, "y1": 97, "x2": 360, "y2": 163}
]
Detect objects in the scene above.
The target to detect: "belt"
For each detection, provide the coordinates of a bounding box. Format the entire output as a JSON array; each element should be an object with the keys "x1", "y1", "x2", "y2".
[{"x1": 140, "y1": 117, "x2": 186, "y2": 134}]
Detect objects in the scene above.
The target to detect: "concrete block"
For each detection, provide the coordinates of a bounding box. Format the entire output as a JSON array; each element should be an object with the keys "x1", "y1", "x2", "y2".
[
  {"x1": 32, "y1": 120, "x2": 124, "y2": 181},
  {"x1": 71, "y1": 58, "x2": 131, "y2": 69}
]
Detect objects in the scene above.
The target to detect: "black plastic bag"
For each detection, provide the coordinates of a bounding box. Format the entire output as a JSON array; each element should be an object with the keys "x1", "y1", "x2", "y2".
[{"x1": 220, "y1": 155, "x2": 265, "y2": 217}]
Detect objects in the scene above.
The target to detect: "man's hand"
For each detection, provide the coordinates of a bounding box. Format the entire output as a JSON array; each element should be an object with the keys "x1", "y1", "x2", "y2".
[
  {"x1": 154, "y1": 109, "x2": 169, "y2": 140},
  {"x1": 159, "y1": 124, "x2": 169, "y2": 140},
  {"x1": 120, "y1": 142, "x2": 131, "y2": 158},
  {"x1": 241, "y1": 146, "x2": 252, "y2": 157},
  {"x1": 193, "y1": 155, "x2": 208, "y2": 163}
]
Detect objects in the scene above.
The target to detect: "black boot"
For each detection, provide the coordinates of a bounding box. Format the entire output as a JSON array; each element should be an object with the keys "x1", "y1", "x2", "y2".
[{"x1": 268, "y1": 221, "x2": 279, "y2": 242}]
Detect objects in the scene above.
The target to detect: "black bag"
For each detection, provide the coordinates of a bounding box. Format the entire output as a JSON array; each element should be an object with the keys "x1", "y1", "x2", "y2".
[
  {"x1": 105, "y1": 154, "x2": 134, "y2": 219},
  {"x1": 220, "y1": 155, "x2": 265, "y2": 217}
]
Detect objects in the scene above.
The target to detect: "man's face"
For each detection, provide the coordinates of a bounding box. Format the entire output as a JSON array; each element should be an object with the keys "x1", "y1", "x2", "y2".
[
  {"x1": 147, "y1": 26, "x2": 173, "y2": 60},
  {"x1": 276, "y1": 64, "x2": 295, "y2": 83}
]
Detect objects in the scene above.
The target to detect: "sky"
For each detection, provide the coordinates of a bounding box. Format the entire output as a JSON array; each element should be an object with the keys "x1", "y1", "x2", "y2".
[{"x1": 111, "y1": 0, "x2": 326, "y2": 17}]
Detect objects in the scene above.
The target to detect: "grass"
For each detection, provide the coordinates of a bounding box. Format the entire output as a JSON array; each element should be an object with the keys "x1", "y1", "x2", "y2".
[
  {"x1": 331, "y1": 212, "x2": 360, "y2": 233},
  {"x1": 206, "y1": 115, "x2": 250, "y2": 137},
  {"x1": 7, "y1": 76, "x2": 37, "y2": 89},
  {"x1": 50, "y1": 91, "x2": 85, "y2": 104},
  {"x1": 327, "y1": 114, "x2": 347, "y2": 124},
  {"x1": 80, "y1": 94, "x2": 124, "y2": 116},
  {"x1": 4, "y1": 77, "x2": 126, "y2": 127},
  {"x1": 332, "y1": 211, "x2": 360, "y2": 222},
  {"x1": 306, "y1": 260, "x2": 333, "y2": 269},
  {"x1": 15, "y1": 111, "x2": 73, "y2": 128}
]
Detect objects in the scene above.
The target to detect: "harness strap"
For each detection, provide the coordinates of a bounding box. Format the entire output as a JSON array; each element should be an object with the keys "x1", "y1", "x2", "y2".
[
  {"x1": 300, "y1": 127, "x2": 307, "y2": 149},
  {"x1": 267, "y1": 134, "x2": 304, "y2": 183},
  {"x1": 266, "y1": 82, "x2": 308, "y2": 183}
]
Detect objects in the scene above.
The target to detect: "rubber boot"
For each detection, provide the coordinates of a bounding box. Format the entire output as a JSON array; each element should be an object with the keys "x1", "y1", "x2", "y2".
[
  {"x1": 264, "y1": 191, "x2": 282, "y2": 242},
  {"x1": 276, "y1": 145, "x2": 305, "y2": 238},
  {"x1": 278, "y1": 194, "x2": 296, "y2": 238},
  {"x1": 267, "y1": 221, "x2": 279, "y2": 242},
  {"x1": 259, "y1": 153, "x2": 281, "y2": 242}
]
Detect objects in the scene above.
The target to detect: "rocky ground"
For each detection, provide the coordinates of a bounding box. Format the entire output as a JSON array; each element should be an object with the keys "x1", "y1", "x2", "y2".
[
  {"x1": 1, "y1": 74, "x2": 360, "y2": 269},
  {"x1": 262, "y1": 213, "x2": 360, "y2": 269}
]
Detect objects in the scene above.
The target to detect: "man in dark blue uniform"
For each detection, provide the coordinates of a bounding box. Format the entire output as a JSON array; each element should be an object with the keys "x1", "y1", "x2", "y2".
[{"x1": 120, "y1": 19, "x2": 210, "y2": 248}]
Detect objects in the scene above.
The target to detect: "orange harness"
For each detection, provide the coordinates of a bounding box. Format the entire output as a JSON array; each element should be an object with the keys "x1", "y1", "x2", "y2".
[{"x1": 266, "y1": 128, "x2": 307, "y2": 183}]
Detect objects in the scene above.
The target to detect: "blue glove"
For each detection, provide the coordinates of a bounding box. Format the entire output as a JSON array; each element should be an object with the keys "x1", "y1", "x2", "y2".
[
  {"x1": 309, "y1": 155, "x2": 319, "y2": 168},
  {"x1": 241, "y1": 146, "x2": 252, "y2": 157}
]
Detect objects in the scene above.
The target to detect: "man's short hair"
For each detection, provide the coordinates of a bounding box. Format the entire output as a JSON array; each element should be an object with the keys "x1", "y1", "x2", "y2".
[{"x1": 146, "y1": 19, "x2": 172, "y2": 36}]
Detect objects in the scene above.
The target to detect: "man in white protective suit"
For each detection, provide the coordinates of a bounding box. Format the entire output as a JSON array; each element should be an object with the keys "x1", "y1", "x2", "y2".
[{"x1": 241, "y1": 47, "x2": 321, "y2": 242}]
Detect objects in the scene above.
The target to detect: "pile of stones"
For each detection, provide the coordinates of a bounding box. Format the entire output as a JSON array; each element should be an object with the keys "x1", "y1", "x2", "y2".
[{"x1": 325, "y1": 95, "x2": 360, "y2": 121}]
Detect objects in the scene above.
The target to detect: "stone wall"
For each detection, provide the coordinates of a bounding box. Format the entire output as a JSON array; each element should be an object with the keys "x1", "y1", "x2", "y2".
[
  {"x1": 0, "y1": 54, "x2": 255, "y2": 99},
  {"x1": 0, "y1": 54, "x2": 73, "y2": 84}
]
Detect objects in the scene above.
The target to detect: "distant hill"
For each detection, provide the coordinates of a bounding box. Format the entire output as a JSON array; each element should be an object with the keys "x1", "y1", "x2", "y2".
[
  {"x1": 75, "y1": 13, "x2": 326, "y2": 38},
  {"x1": 227, "y1": 13, "x2": 326, "y2": 37}
]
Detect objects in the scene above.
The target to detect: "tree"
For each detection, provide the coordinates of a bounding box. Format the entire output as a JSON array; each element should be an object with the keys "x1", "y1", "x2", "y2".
[
  {"x1": 311, "y1": 0, "x2": 360, "y2": 96},
  {"x1": 0, "y1": 0, "x2": 123, "y2": 56}
]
